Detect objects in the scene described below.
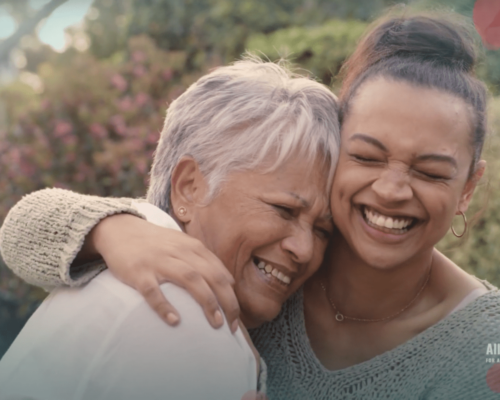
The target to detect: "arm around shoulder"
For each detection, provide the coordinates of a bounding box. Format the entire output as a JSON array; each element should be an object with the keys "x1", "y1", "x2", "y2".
[{"x1": 0, "y1": 188, "x2": 144, "y2": 289}]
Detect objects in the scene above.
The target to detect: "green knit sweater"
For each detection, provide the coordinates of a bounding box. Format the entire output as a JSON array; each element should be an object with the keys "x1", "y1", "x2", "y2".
[{"x1": 2, "y1": 188, "x2": 500, "y2": 399}]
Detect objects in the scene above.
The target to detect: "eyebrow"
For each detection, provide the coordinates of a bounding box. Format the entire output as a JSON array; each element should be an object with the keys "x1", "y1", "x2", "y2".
[
  {"x1": 415, "y1": 154, "x2": 458, "y2": 169},
  {"x1": 350, "y1": 133, "x2": 458, "y2": 169},
  {"x1": 289, "y1": 192, "x2": 332, "y2": 221},
  {"x1": 289, "y1": 192, "x2": 309, "y2": 208},
  {"x1": 349, "y1": 133, "x2": 388, "y2": 152}
]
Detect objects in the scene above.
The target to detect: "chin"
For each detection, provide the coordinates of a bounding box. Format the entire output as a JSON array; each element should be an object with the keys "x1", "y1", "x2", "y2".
[
  {"x1": 240, "y1": 299, "x2": 282, "y2": 329},
  {"x1": 357, "y1": 246, "x2": 418, "y2": 270}
]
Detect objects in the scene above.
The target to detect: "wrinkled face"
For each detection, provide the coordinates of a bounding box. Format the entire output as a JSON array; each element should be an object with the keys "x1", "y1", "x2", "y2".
[
  {"x1": 331, "y1": 77, "x2": 481, "y2": 269},
  {"x1": 188, "y1": 156, "x2": 332, "y2": 328}
]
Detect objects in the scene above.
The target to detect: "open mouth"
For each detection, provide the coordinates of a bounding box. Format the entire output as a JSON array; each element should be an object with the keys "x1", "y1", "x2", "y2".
[
  {"x1": 253, "y1": 257, "x2": 291, "y2": 286},
  {"x1": 361, "y1": 206, "x2": 418, "y2": 235}
]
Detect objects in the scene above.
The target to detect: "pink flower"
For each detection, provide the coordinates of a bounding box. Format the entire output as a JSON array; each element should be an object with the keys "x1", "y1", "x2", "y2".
[
  {"x1": 90, "y1": 123, "x2": 108, "y2": 139},
  {"x1": 19, "y1": 159, "x2": 35, "y2": 176},
  {"x1": 147, "y1": 132, "x2": 159, "y2": 144},
  {"x1": 110, "y1": 115, "x2": 127, "y2": 136},
  {"x1": 111, "y1": 74, "x2": 128, "y2": 92},
  {"x1": 54, "y1": 121, "x2": 72, "y2": 138},
  {"x1": 118, "y1": 96, "x2": 133, "y2": 112},
  {"x1": 61, "y1": 134, "x2": 77, "y2": 146},
  {"x1": 135, "y1": 93, "x2": 149, "y2": 107},
  {"x1": 162, "y1": 68, "x2": 173, "y2": 81},
  {"x1": 136, "y1": 158, "x2": 147, "y2": 174},
  {"x1": 132, "y1": 51, "x2": 146, "y2": 63},
  {"x1": 133, "y1": 65, "x2": 146, "y2": 78}
]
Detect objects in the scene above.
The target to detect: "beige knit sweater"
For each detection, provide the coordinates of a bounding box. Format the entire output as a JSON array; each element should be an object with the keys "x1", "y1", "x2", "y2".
[{"x1": 0, "y1": 188, "x2": 145, "y2": 289}]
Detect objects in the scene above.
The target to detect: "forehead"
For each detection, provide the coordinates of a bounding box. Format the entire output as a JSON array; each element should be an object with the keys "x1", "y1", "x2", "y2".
[
  {"x1": 343, "y1": 77, "x2": 472, "y2": 155},
  {"x1": 225, "y1": 154, "x2": 330, "y2": 201}
]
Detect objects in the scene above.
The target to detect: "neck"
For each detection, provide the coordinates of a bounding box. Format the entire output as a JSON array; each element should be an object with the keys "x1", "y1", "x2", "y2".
[{"x1": 317, "y1": 234, "x2": 434, "y2": 321}]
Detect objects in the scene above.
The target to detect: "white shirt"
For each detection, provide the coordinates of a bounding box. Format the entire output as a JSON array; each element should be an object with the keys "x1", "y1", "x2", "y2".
[{"x1": 0, "y1": 201, "x2": 258, "y2": 400}]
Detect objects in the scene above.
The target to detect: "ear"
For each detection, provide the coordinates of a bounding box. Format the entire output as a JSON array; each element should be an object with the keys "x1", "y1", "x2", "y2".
[
  {"x1": 170, "y1": 156, "x2": 208, "y2": 223},
  {"x1": 457, "y1": 160, "x2": 486, "y2": 213}
]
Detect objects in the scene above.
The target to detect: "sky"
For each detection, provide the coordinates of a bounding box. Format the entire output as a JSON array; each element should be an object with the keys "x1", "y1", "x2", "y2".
[{"x1": 0, "y1": 0, "x2": 94, "y2": 52}]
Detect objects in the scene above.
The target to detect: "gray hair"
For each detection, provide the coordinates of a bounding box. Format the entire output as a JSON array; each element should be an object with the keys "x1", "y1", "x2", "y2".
[{"x1": 147, "y1": 56, "x2": 340, "y2": 212}]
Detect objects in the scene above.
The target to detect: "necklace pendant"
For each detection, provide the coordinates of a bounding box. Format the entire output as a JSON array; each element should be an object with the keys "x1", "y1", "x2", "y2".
[{"x1": 335, "y1": 312, "x2": 344, "y2": 322}]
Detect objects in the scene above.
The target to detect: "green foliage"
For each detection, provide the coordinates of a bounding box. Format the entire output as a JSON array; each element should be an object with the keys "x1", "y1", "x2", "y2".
[
  {"x1": 84, "y1": 0, "x2": 397, "y2": 67},
  {"x1": 247, "y1": 19, "x2": 367, "y2": 86},
  {"x1": 0, "y1": 36, "x2": 195, "y2": 218}
]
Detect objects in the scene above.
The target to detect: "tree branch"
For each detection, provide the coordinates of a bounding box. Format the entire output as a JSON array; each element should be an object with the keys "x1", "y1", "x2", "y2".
[{"x1": 0, "y1": 0, "x2": 70, "y2": 61}]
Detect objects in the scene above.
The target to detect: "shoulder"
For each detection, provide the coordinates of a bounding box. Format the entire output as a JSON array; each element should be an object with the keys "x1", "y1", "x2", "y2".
[
  {"x1": 81, "y1": 275, "x2": 259, "y2": 398},
  {"x1": 0, "y1": 271, "x2": 258, "y2": 399}
]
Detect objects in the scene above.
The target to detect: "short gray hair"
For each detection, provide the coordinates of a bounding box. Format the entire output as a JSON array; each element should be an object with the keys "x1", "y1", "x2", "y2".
[{"x1": 147, "y1": 56, "x2": 340, "y2": 212}]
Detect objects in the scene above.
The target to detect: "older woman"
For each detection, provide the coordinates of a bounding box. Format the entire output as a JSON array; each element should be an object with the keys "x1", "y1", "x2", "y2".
[
  {"x1": 3, "y1": 11, "x2": 500, "y2": 400},
  {"x1": 0, "y1": 58, "x2": 340, "y2": 400}
]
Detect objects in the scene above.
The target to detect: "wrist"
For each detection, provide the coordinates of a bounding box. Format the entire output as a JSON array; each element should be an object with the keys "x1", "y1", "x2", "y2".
[{"x1": 92, "y1": 213, "x2": 139, "y2": 256}]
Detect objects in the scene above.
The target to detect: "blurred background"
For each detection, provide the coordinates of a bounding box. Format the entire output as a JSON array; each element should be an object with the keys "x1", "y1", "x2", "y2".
[{"x1": 0, "y1": 0, "x2": 499, "y2": 358}]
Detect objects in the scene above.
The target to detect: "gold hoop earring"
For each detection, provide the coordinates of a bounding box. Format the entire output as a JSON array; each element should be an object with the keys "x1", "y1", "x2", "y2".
[
  {"x1": 451, "y1": 211, "x2": 467, "y2": 238},
  {"x1": 178, "y1": 207, "x2": 187, "y2": 217}
]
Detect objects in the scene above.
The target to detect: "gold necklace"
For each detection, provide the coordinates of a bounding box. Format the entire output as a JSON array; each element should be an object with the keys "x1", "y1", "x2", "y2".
[{"x1": 319, "y1": 263, "x2": 432, "y2": 323}]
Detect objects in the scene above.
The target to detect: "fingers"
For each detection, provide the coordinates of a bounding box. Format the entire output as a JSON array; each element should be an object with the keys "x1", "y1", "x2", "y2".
[
  {"x1": 175, "y1": 267, "x2": 226, "y2": 329},
  {"x1": 187, "y1": 239, "x2": 240, "y2": 331},
  {"x1": 189, "y1": 238, "x2": 235, "y2": 285},
  {"x1": 137, "y1": 278, "x2": 180, "y2": 326},
  {"x1": 207, "y1": 271, "x2": 240, "y2": 333}
]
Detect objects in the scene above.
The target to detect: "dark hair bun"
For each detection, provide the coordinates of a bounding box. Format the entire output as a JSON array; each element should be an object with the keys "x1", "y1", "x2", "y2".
[
  {"x1": 375, "y1": 16, "x2": 476, "y2": 73},
  {"x1": 339, "y1": 12, "x2": 488, "y2": 174}
]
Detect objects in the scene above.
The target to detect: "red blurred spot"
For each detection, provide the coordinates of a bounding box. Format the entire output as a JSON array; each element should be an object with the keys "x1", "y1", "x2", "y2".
[
  {"x1": 486, "y1": 363, "x2": 500, "y2": 393},
  {"x1": 473, "y1": 0, "x2": 500, "y2": 49}
]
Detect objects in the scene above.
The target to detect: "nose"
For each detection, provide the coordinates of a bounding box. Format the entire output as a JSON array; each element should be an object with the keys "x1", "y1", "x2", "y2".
[
  {"x1": 281, "y1": 224, "x2": 314, "y2": 264},
  {"x1": 371, "y1": 167, "x2": 413, "y2": 203}
]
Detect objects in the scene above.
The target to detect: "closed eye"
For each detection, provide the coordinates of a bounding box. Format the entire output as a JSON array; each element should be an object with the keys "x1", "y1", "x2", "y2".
[
  {"x1": 351, "y1": 154, "x2": 382, "y2": 164},
  {"x1": 315, "y1": 226, "x2": 332, "y2": 240},
  {"x1": 272, "y1": 204, "x2": 295, "y2": 219},
  {"x1": 416, "y1": 170, "x2": 450, "y2": 181}
]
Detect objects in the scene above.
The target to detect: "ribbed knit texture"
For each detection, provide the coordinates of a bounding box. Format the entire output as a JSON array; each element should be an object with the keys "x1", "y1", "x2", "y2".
[
  {"x1": 0, "y1": 188, "x2": 145, "y2": 289},
  {"x1": 250, "y1": 287, "x2": 500, "y2": 400}
]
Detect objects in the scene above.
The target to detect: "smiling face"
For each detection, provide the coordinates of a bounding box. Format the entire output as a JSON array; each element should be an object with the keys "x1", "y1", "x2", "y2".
[
  {"x1": 332, "y1": 77, "x2": 484, "y2": 269},
  {"x1": 176, "y1": 155, "x2": 333, "y2": 328}
]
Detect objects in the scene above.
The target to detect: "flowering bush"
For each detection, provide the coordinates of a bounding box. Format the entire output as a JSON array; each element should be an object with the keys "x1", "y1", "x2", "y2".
[
  {"x1": 0, "y1": 36, "x2": 204, "y2": 355},
  {"x1": 0, "y1": 36, "x2": 198, "y2": 217}
]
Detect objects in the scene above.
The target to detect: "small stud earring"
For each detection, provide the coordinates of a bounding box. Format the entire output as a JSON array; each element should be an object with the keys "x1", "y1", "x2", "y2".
[{"x1": 178, "y1": 207, "x2": 187, "y2": 216}]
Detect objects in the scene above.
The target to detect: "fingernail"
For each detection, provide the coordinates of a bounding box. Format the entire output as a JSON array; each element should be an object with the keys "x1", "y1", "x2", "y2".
[
  {"x1": 214, "y1": 310, "x2": 223, "y2": 327},
  {"x1": 231, "y1": 319, "x2": 239, "y2": 333},
  {"x1": 166, "y1": 313, "x2": 179, "y2": 325}
]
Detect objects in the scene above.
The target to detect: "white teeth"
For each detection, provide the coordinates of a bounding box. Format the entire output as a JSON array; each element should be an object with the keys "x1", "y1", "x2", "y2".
[
  {"x1": 255, "y1": 259, "x2": 292, "y2": 285},
  {"x1": 363, "y1": 207, "x2": 414, "y2": 232}
]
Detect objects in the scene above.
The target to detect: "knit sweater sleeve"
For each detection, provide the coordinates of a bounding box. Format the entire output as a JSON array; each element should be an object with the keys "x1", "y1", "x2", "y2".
[{"x1": 0, "y1": 188, "x2": 145, "y2": 290}]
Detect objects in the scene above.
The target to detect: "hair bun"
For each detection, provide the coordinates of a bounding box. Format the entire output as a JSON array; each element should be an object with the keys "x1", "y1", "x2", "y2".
[{"x1": 376, "y1": 16, "x2": 476, "y2": 73}]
